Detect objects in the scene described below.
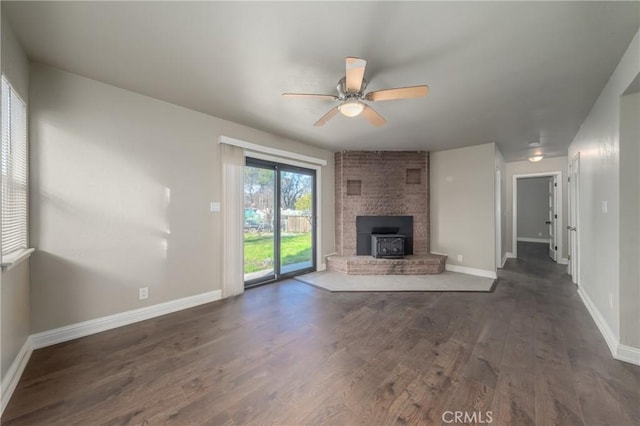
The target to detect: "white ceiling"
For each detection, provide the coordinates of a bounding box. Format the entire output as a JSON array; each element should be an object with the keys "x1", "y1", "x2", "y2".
[{"x1": 4, "y1": 1, "x2": 639, "y2": 161}]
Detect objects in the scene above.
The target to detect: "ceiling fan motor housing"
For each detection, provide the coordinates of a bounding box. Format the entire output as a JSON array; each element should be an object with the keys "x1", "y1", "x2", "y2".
[{"x1": 337, "y1": 77, "x2": 367, "y2": 100}]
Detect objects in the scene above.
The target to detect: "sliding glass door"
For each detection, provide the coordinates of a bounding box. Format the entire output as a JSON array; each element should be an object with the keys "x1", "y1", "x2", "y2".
[
  {"x1": 243, "y1": 158, "x2": 315, "y2": 286},
  {"x1": 243, "y1": 164, "x2": 276, "y2": 282},
  {"x1": 279, "y1": 169, "x2": 314, "y2": 274}
]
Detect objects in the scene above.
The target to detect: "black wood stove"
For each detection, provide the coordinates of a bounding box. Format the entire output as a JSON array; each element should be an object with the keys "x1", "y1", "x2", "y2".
[{"x1": 371, "y1": 234, "x2": 406, "y2": 259}]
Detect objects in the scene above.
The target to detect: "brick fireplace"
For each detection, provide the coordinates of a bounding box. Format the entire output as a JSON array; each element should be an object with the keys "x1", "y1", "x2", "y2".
[{"x1": 329, "y1": 151, "x2": 446, "y2": 275}]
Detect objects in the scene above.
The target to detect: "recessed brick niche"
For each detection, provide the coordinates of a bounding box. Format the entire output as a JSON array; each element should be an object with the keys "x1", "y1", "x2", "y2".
[{"x1": 330, "y1": 151, "x2": 446, "y2": 275}]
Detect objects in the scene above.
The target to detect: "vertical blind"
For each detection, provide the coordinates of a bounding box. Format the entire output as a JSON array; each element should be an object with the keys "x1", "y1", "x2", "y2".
[{"x1": 1, "y1": 77, "x2": 28, "y2": 257}]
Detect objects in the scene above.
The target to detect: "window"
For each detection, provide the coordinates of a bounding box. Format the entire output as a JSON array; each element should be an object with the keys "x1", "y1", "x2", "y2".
[{"x1": 1, "y1": 76, "x2": 29, "y2": 263}]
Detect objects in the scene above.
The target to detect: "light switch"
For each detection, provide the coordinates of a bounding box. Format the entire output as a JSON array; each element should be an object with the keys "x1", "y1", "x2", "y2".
[
  {"x1": 210, "y1": 202, "x2": 221, "y2": 212},
  {"x1": 602, "y1": 200, "x2": 608, "y2": 214}
]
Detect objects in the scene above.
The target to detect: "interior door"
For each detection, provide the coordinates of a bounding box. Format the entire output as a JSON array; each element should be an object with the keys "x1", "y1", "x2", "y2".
[{"x1": 548, "y1": 177, "x2": 557, "y2": 260}]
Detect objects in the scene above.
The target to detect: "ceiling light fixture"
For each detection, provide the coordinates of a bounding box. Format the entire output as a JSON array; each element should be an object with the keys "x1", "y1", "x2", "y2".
[
  {"x1": 338, "y1": 99, "x2": 365, "y2": 117},
  {"x1": 528, "y1": 155, "x2": 544, "y2": 162}
]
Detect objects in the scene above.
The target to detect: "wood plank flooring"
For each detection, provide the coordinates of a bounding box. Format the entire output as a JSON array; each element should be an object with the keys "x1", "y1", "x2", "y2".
[{"x1": 3, "y1": 242, "x2": 639, "y2": 425}]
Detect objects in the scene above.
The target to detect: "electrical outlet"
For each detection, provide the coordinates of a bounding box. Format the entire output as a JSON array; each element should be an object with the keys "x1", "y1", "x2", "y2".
[
  {"x1": 139, "y1": 287, "x2": 149, "y2": 300},
  {"x1": 457, "y1": 254, "x2": 463, "y2": 262}
]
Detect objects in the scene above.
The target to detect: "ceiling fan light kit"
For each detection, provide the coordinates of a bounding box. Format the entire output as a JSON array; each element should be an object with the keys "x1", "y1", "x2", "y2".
[
  {"x1": 339, "y1": 99, "x2": 365, "y2": 117},
  {"x1": 283, "y1": 57, "x2": 428, "y2": 127},
  {"x1": 528, "y1": 155, "x2": 544, "y2": 162}
]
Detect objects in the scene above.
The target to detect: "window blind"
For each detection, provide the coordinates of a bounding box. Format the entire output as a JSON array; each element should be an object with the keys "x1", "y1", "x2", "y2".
[{"x1": 1, "y1": 77, "x2": 28, "y2": 257}]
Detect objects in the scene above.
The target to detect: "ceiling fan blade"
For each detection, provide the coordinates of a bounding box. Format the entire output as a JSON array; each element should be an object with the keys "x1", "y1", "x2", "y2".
[
  {"x1": 361, "y1": 105, "x2": 386, "y2": 127},
  {"x1": 314, "y1": 107, "x2": 340, "y2": 127},
  {"x1": 345, "y1": 57, "x2": 367, "y2": 93},
  {"x1": 282, "y1": 93, "x2": 338, "y2": 100},
  {"x1": 365, "y1": 85, "x2": 429, "y2": 101}
]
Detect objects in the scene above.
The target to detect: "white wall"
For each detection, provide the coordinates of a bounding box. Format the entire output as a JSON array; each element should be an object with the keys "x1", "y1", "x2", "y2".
[
  {"x1": 0, "y1": 262, "x2": 29, "y2": 378},
  {"x1": 29, "y1": 63, "x2": 335, "y2": 333},
  {"x1": 505, "y1": 156, "x2": 568, "y2": 259},
  {"x1": 0, "y1": 11, "x2": 31, "y2": 383},
  {"x1": 568, "y1": 29, "x2": 639, "y2": 350},
  {"x1": 0, "y1": 12, "x2": 28, "y2": 100},
  {"x1": 619, "y1": 90, "x2": 639, "y2": 348},
  {"x1": 517, "y1": 177, "x2": 551, "y2": 240},
  {"x1": 431, "y1": 143, "x2": 496, "y2": 273}
]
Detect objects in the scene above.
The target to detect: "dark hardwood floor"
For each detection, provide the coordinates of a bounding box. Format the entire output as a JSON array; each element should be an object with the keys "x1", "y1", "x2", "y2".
[{"x1": 3, "y1": 242, "x2": 639, "y2": 425}]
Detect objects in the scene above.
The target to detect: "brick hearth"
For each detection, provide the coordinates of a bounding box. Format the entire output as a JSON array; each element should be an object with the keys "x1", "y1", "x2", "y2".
[{"x1": 327, "y1": 254, "x2": 446, "y2": 275}]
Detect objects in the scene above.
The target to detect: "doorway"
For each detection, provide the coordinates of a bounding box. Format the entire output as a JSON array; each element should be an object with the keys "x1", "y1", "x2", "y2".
[
  {"x1": 512, "y1": 172, "x2": 562, "y2": 261},
  {"x1": 243, "y1": 157, "x2": 316, "y2": 286}
]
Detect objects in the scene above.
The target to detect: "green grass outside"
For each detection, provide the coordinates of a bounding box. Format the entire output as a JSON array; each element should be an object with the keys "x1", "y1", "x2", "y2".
[{"x1": 244, "y1": 232, "x2": 312, "y2": 274}]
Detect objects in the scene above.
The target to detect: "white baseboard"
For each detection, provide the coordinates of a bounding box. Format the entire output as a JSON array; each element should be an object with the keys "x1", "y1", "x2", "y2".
[
  {"x1": 1, "y1": 337, "x2": 33, "y2": 416},
  {"x1": 617, "y1": 343, "x2": 640, "y2": 365},
  {"x1": 577, "y1": 288, "x2": 618, "y2": 355},
  {"x1": 501, "y1": 253, "x2": 509, "y2": 268},
  {"x1": 517, "y1": 237, "x2": 550, "y2": 243},
  {"x1": 445, "y1": 264, "x2": 497, "y2": 279},
  {"x1": 31, "y1": 289, "x2": 222, "y2": 349},
  {"x1": 557, "y1": 257, "x2": 569, "y2": 265},
  {"x1": 577, "y1": 287, "x2": 640, "y2": 366}
]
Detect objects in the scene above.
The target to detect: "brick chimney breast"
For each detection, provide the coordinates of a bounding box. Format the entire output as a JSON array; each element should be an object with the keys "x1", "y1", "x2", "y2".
[{"x1": 334, "y1": 151, "x2": 430, "y2": 257}]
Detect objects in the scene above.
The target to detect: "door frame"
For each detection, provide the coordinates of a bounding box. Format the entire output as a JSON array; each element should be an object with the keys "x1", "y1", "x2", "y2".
[
  {"x1": 244, "y1": 151, "x2": 321, "y2": 285},
  {"x1": 547, "y1": 175, "x2": 558, "y2": 261},
  {"x1": 568, "y1": 153, "x2": 580, "y2": 284},
  {"x1": 512, "y1": 171, "x2": 562, "y2": 260},
  {"x1": 495, "y1": 168, "x2": 502, "y2": 268}
]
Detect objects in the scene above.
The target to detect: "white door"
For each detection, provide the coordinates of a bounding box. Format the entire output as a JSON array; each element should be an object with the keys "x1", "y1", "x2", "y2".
[
  {"x1": 568, "y1": 154, "x2": 580, "y2": 283},
  {"x1": 548, "y1": 176, "x2": 558, "y2": 261}
]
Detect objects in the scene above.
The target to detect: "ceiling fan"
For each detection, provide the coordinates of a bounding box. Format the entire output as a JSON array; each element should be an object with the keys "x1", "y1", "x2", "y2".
[{"x1": 282, "y1": 57, "x2": 429, "y2": 127}]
